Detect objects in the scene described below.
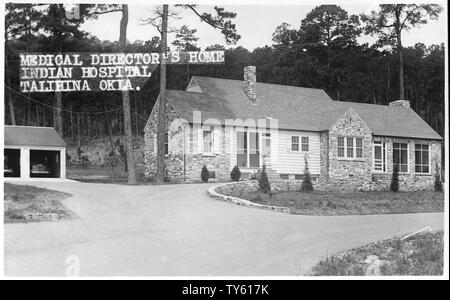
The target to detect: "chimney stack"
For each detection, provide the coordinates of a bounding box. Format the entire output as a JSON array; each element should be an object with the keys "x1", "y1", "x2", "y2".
[
  {"x1": 389, "y1": 100, "x2": 410, "y2": 108},
  {"x1": 243, "y1": 66, "x2": 257, "y2": 103}
]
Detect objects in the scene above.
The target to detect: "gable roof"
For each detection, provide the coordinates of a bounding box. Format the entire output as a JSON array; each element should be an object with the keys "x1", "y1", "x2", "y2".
[
  {"x1": 4, "y1": 126, "x2": 66, "y2": 147},
  {"x1": 164, "y1": 76, "x2": 442, "y2": 140}
]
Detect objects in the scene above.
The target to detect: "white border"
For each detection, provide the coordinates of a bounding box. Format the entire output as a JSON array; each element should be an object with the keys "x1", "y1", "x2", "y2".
[{"x1": 0, "y1": 0, "x2": 448, "y2": 281}]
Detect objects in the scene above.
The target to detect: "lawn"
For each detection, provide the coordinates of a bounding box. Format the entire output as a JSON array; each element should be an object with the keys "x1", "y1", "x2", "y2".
[
  {"x1": 67, "y1": 165, "x2": 146, "y2": 184},
  {"x1": 310, "y1": 230, "x2": 444, "y2": 276},
  {"x1": 223, "y1": 189, "x2": 444, "y2": 215},
  {"x1": 4, "y1": 183, "x2": 74, "y2": 223}
]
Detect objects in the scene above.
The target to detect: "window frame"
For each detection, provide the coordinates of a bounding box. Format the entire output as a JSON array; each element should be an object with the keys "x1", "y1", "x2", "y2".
[
  {"x1": 291, "y1": 136, "x2": 299, "y2": 152},
  {"x1": 337, "y1": 136, "x2": 364, "y2": 160},
  {"x1": 301, "y1": 136, "x2": 309, "y2": 152},
  {"x1": 236, "y1": 130, "x2": 261, "y2": 169},
  {"x1": 393, "y1": 142, "x2": 409, "y2": 173},
  {"x1": 373, "y1": 141, "x2": 387, "y2": 173},
  {"x1": 202, "y1": 127, "x2": 214, "y2": 154},
  {"x1": 414, "y1": 143, "x2": 430, "y2": 174},
  {"x1": 153, "y1": 132, "x2": 170, "y2": 156}
]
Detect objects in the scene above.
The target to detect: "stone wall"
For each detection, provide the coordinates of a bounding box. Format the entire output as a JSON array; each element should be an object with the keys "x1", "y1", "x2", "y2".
[
  {"x1": 144, "y1": 97, "x2": 186, "y2": 182},
  {"x1": 368, "y1": 137, "x2": 441, "y2": 191},
  {"x1": 319, "y1": 131, "x2": 329, "y2": 181},
  {"x1": 144, "y1": 99, "x2": 232, "y2": 182},
  {"x1": 321, "y1": 108, "x2": 442, "y2": 191},
  {"x1": 327, "y1": 108, "x2": 373, "y2": 191}
]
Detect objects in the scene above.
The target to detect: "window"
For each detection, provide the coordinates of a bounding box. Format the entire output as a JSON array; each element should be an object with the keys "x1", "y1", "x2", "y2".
[
  {"x1": 393, "y1": 143, "x2": 408, "y2": 173},
  {"x1": 249, "y1": 132, "x2": 260, "y2": 168},
  {"x1": 373, "y1": 141, "x2": 387, "y2": 172},
  {"x1": 291, "y1": 136, "x2": 299, "y2": 151},
  {"x1": 236, "y1": 131, "x2": 260, "y2": 168},
  {"x1": 154, "y1": 133, "x2": 169, "y2": 155},
  {"x1": 346, "y1": 138, "x2": 354, "y2": 158},
  {"x1": 356, "y1": 138, "x2": 363, "y2": 158},
  {"x1": 164, "y1": 132, "x2": 169, "y2": 155},
  {"x1": 261, "y1": 133, "x2": 271, "y2": 156},
  {"x1": 338, "y1": 137, "x2": 363, "y2": 159},
  {"x1": 301, "y1": 137, "x2": 309, "y2": 152},
  {"x1": 203, "y1": 128, "x2": 213, "y2": 153},
  {"x1": 415, "y1": 144, "x2": 429, "y2": 173},
  {"x1": 237, "y1": 131, "x2": 247, "y2": 168},
  {"x1": 337, "y1": 137, "x2": 345, "y2": 157}
]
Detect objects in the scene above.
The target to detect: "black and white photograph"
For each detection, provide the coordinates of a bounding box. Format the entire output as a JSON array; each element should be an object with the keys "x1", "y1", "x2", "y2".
[{"x1": 1, "y1": 0, "x2": 448, "y2": 282}]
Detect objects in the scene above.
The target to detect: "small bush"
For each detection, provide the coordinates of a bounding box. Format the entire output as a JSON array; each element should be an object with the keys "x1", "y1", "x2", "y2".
[
  {"x1": 259, "y1": 165, "x2": 271, "y2": 193},
  {"x1": 201, "y1": 165, "x2": 209, "y2": 183},
  {"x1": 230, "y1": 165, "x2": 241, "y2": 181},
  {"x1": 390, "y1": 164, "x2": 399, "y2": 192},
  {"x1": 301, "y1": 156, "x2": 314, "y2": 192},
  {"x1": 434, "y1": 165, "x2": 443, "y2": 192}
]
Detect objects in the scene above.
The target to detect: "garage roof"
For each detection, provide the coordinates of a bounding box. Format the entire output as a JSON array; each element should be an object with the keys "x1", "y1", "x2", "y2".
[{"x1": 4, "y1": 126, "x2": 66, "y2": 147}]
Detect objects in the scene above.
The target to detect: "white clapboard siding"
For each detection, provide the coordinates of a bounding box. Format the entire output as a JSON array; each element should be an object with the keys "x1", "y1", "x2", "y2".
[{"x1": 271, "y1": 130, "x2": 321, "y2": 175}]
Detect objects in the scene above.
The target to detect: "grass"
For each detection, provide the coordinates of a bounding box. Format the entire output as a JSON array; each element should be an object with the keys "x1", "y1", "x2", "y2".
[
  {"x1": 310, "y1": 230, "x2": 444, "y2": 276},
  {"x1": 223, "y1": 189, "x2": 444, "y2": 215},
  {"x1": 67, "y1": 165, "x2": 147, "y2": 184},
  {"x1": 4, "y1": 183, "x2": 74, "y2": 223}
]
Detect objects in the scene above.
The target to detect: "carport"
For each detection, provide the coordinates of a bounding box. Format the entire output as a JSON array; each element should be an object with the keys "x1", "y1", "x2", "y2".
[{"x1": 4, "y1": 125, "x2": 66, "y2": 180}]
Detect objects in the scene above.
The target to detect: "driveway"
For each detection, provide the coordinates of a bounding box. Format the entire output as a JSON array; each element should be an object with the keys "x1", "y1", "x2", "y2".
[{"x1": 4, "y1": 181, "x2": 444, "y2": 276}]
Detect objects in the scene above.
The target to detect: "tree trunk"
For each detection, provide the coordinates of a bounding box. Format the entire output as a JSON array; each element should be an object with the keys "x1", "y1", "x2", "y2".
[
  {"x1": 395, "y1": 9, "x2": 405, "y2": 100},
  {"x1": 120, "y1": 4, "x2": 136, "y2": 185},
  {"x1": 77, "y1": 113, "x2": 81, "y2": 148},
  {"x1": 70, "y1": 104, "x2": 75, "y2": 141},
  {"x1": 5, "y1": 67, "x2": 16, "y2": 125},
  {"x1": 53, "y1": 91, "x2": 63, "y2": 135},
  {"x1": 156, "y1": 4, "x2": 169, "y2": 184}
]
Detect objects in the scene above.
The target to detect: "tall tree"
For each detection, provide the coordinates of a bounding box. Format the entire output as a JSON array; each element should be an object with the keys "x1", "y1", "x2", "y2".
[
  {"x1": 361, "y1": 4, "x2": 442, "y2": 100},
  {"x1": 119, "y1": 4, "x2": 137, "y2": 184},
  {"x1": 172, "y1": 24, "x2": 199, "y2": 83},
  {"x1": 5, "y1": 4, "x2": 41, "y2": 125},
  {"x1": 39, "y1": 4, "x2": 92, "y2": 135},
  {"x1": 145, "y1": 5, "x2": 241, "y2": 183},
  {"x1": 156, "y1": 5, "x2": 169, "y2": 184},
  {"x1": 172, "y1": 25, "x2": 199, "y2": 50},
  {"x1": 300, "y1": 5, "x2": 361, "y2": 65}
]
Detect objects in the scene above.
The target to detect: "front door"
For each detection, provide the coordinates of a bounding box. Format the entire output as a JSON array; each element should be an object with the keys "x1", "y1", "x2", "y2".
[{"x1": 236, "y1": 131, "x2": 260, "y2": 168}]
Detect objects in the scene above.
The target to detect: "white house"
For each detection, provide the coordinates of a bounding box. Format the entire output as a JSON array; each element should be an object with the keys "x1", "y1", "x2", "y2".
[
  {"x1": 4, "y1": 125, "x2": 66, "y2": 180},
  {"x1": 143, "y1": 66, "x2": 442, "y2": 191}
]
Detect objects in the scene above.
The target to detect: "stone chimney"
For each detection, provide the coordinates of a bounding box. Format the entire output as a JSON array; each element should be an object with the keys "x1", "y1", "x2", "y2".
[
  {"x1": 243, "y1": 66, "x2": 257, "y2": 103},
  {"x1": 389, "y1": 100, "x2": 410, "y2": 108}
]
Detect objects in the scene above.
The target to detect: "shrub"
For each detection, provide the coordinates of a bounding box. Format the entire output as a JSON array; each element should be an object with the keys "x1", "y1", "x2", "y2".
[
  {"x1": 231, "y1": 165, "x2": 241, "y2": 181},
  {"x1": 390, "y1": 164, "x2": 399, "y2": 192},
  {"x1": 259, "y1": 165, "x2": 271, "y2": 193},
  {"x1": 201, "y1": 165, "x2": 209, "y2": 183},
  {"x1": 434, "y1": 164, "x2": 443, "y2": 192},
  {"x1": 301, "y1": 156, "x2": 314, "y2": 192}
]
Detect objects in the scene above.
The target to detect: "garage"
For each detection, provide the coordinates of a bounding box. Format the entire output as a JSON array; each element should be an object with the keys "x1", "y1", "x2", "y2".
[{"x1": 4, "y1": 125, "x2": 66, "y2": 180}]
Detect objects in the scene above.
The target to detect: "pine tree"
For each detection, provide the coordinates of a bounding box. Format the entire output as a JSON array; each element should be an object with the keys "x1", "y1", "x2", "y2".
[
  {"x1": 390, "y1": 164, "x2": 399, "y2": 192},
  {"x1": 259, "y1": 165, "x2": 271, "y2": 193},
  {"x1": 301, "y1": 156, "x2": 314, "y2": 192},
  {"x1": 201, "y1": 165, "x2": 209, "y2": 183},
  {"x1": 231, "y1": 165, "x2": 241, "y2": 181}
]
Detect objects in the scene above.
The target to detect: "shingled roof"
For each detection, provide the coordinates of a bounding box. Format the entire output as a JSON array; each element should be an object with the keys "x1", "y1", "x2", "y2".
[
  {"x1": 164, "y1": 76, "x2": 442, "y2": 140},
  {"x1": 4, "y1": 126, "x2": 66, "y2": 147}
]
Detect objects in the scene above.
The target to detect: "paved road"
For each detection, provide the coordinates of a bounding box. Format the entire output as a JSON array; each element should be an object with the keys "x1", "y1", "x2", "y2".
[{"x1": 4, "y1": 181, "x2": 444, "y2": 276}]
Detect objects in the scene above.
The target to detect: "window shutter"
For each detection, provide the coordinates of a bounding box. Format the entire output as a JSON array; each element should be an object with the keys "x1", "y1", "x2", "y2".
[{"x1": 214, "y1": 127, "x2": 221, "y2": 154}]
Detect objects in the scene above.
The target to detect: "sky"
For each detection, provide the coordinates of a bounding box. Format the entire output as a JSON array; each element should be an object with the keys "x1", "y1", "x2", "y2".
[{"x1": 79, "y1": 3, "x2": 448, "y2": 50}]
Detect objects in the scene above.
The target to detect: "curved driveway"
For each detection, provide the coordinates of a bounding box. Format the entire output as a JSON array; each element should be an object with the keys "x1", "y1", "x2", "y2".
[{"x1": 4, "y1": 181, "x2": 444, "y2": 276}]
